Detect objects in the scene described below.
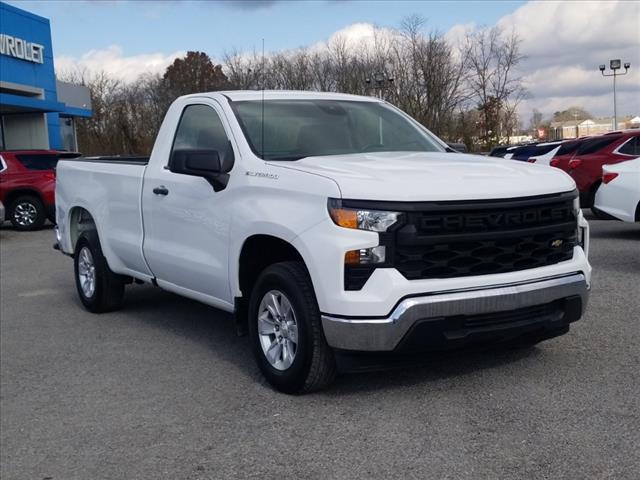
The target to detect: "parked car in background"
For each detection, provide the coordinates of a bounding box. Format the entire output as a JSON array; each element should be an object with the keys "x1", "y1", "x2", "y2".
[
  {"x1": 510, "y1": 142, "x2": 563, "y2": 164},
  {"x1": 565, "y1": 131, "x2": 640, "y2": 212},
  {"x1": 594, "y1": 157, "x2": 640, "y2": 222},
  {"x1": 550, "y1": 138, "x2": 586, "y2": 170},
  {"x1": 488, "y1": 145, "x2": 521, "y2": 158},
  {"x1": 0, "y1": 150, "x2": 81, "y2": 230}
]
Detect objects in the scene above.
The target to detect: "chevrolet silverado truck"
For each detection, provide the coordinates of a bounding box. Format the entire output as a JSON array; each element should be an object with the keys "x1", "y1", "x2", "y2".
[{"x1": 55, "y1": 91, "x2": 591, "y2": 393}]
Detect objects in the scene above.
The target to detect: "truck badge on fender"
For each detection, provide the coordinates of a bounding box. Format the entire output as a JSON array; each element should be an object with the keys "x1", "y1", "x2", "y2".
[{"x1": 246, "y1": 171, "x2": 279, "y2": 180}]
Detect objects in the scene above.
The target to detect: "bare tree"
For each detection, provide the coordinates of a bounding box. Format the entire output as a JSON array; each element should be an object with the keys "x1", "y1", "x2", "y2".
[
  {"x1": 68, "y1": 16, "x2": 530, "y2": 155},
  {"x1": 464, "y1": 26, "x2": 525, "y2": 147}
]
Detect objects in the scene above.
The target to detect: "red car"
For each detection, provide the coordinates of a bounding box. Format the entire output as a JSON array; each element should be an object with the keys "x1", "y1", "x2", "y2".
[
  {"x1": 560, "y1": 131, "x2": 640, "y2": 212},
  {"x1": 549, "y1": 138, "x2": 585, "y2": 171},
  {"x1": 0, "y1": 150, "x2": 80, "y2": 230}
]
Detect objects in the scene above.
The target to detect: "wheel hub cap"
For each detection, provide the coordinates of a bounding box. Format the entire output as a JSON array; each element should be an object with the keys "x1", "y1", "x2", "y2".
[
  {"x1": 14, "y1": 202, "x2": 37, "y2": 226},
  {"x1": 257, "y1": 290, "x2": 298, "y2": 371},
  {"x1": 78, "y1": 247, "x2": 96, "y2": 298}
]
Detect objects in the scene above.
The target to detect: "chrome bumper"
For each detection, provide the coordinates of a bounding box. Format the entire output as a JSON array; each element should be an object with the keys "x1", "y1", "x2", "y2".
[{"x1": 322, "y1": 273, "x2": 589, "y2": 351}]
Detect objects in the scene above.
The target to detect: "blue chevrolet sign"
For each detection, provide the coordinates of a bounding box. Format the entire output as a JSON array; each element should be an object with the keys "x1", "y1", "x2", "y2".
[{"x1": 0, "y1": 1, "x2": 91, "y2": 150}]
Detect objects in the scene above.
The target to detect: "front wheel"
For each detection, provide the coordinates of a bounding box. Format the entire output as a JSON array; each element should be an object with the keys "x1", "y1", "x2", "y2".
[
  {"x1": 74, "y1": 230, "x2": 125, "y2": 313},
  {"x1": 248, "y1": 261, "x2": 336, "y2": 394}
]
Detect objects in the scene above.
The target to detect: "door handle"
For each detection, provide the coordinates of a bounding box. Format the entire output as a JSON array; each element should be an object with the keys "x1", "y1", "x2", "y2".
[{"x1": 153, "y1": 186, "x2": 169, "y2": 196}]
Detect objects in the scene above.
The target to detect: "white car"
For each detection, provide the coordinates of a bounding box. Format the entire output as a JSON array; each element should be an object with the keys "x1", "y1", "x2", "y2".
[
  {"x1": 529, "y1": 142, "x2": 562, "y2": 166},
  {"x1": 54, "y1": 90, "x2": 591, "y2": 393},
  {"x1": 594, "y1": 157, "x2": 640, "y2": 222}
]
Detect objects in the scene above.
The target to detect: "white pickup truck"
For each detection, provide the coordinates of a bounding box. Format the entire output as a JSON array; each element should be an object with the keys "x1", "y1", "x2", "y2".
[{"x1": 55, "y1": 91, "x2": 591, "y2": 393}]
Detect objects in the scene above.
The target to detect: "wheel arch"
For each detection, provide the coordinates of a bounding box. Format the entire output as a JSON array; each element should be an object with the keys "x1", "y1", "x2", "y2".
[
  {"x1": 237, "y1": 234, "x2": 306, "y2": 298},
  {"x1": 588, "y1": 180, "x2": 602, "y2": 205},
  {"x1": 4, "y1": 188, "x2": 45, "y2": 207},
  {"x1": 68, "y1": 206, "x2": 98, "y2": 252},
  {"x1": 234, "y1": 234, "x2": 308, "y2": 335}
]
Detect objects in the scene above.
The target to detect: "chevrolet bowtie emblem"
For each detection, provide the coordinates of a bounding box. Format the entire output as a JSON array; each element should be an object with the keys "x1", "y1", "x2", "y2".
[{"x1": 550, "y1": 239, "x2": 564, "y2": 248}]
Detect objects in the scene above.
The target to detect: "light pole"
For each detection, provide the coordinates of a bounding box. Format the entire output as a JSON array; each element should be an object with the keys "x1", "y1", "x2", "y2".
[
  {"x1": 365, "y1": 72, "x2": 394, "y2": 99},
  {"x1": 599, "y1": 59, "x2": 630, "y2": 130}
]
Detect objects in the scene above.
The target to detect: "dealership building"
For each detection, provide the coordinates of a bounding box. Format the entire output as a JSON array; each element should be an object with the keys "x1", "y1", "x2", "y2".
[{"x1": 0, "y1": 1, "x2": 91, "y2": 151}]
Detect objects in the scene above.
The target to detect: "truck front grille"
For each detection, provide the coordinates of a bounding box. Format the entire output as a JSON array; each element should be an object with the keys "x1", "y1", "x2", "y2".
[
  {"x1": 394, "y1": 193, "x2": 577, "y2": 281},
  {"x1": 343, "y1": 191, "x2": 578, "y2": 290}
]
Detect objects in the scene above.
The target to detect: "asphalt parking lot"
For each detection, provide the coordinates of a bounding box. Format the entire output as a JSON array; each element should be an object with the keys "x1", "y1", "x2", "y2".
[{"x1": 1, "y1": 216, "x2": 639, "y2": 480}]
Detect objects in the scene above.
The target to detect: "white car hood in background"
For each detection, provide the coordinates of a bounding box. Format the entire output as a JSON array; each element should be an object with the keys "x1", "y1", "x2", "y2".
[{"x1": 274, "y1": 151, "x2": 576, "y2": 201}]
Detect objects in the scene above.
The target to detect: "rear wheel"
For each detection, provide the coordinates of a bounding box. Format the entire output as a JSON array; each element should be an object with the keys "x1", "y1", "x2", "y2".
[
  {"x1": 248, "y1": 261, "x2": 336, "y2": 394},
  {"x1": 8, "y1": 195, "x2": 46, "y2": 231},
  {"x1": 74, "y1": 230, "x2": 125, "y2": 313}
]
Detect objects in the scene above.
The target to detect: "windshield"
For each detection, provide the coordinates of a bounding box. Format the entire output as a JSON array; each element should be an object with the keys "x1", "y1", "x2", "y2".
[{"x1": 230, "y1": 99, "x2": 445, "y2": 160}]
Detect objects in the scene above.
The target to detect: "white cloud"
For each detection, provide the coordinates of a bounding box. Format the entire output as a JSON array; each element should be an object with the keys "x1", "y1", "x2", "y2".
[
  {"x1": 486, "y1": 0, "x2": 640, "y2": 119},
  {"x1": 54, "y1": 1, "x2": 639, "y2": 120},
  {"x1": 307, "y1": 22, "x2": 399, "y2": 55},
  {"x1": 55, "y1": 45, "x2": 186, "y2": 83}
]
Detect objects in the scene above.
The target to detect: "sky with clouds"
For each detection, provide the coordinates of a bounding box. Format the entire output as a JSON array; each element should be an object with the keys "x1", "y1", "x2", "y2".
[{"x1": 7, "y1": 0, "x2": 640, "y2": 122}]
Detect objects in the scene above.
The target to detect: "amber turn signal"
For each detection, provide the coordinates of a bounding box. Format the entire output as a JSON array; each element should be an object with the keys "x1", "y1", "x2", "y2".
[{"x1": 329, "y1": 207, "x2": 358, "y2": 229}]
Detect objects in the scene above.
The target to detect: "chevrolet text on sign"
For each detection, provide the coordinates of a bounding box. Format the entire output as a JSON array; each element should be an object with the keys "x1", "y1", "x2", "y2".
[{"x1": 0, "y1": 33, "x2": 45, "y2": 64}]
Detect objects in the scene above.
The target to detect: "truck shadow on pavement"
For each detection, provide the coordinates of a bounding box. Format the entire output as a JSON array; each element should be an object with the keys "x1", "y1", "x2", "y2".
[
  {"x1": 118, "y1": 284, "x2": 543, "y2": 395},
  {"x1": 588, "y1": 224, "x2": 640, "y2": 241},
  {"x1": 329, "y1": 347, "x2": 543, "y2": 395}
]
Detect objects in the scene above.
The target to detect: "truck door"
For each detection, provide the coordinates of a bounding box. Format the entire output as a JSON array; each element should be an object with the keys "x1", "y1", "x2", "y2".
[{"x1": 141, "y1": 101, "x2": 235, "y2": 308}]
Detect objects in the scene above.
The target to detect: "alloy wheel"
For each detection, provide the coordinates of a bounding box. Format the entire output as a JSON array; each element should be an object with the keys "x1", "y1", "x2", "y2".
[
  {"x1": 257, "y1": 290, "x2": 299, "y2": 371},
  {"x1": 13, "y1": 202, "x2": 37, "y2": 226},
  {"x1": 78, "y1": 246, "x2": 96, "y2": 298}
]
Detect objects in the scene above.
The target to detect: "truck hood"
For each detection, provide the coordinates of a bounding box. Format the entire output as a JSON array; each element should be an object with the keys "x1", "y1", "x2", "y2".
[{"x1": 273, "y1": 151, "x2": 576, "y2": 201}]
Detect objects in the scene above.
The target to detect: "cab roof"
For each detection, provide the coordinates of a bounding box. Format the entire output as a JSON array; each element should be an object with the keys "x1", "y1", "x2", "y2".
[{"x1": 184, "y1": 90, "x2": 381, "y2": 103}]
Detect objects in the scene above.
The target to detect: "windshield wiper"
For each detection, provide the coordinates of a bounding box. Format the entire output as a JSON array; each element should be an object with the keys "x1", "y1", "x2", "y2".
[{"x1": 268, "y1": 155, "x2": 307, "y2": 161}]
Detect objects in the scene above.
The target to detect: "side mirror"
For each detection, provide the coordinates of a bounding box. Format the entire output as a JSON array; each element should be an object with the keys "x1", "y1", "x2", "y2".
[{"x1": 169, "y1": 144, "x2": 234, "y2": 192}]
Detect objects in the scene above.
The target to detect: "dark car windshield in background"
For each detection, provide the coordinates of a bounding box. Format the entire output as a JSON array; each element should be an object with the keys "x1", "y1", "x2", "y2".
[
  {"x1": 510, "y1": 143, "x2": 560, "y2": 161},
  {"x1": 15, "y1": 154, "x2": 60, "y2": 170},
  {"x1": 554, "y1": 140, "x2": 582, "y2": 157},
  {"x1": 230, "y1": 100, "x2": 445, "y2": 160},
  {"x1": 576, "y1": 135, "x2": 621, "y2": 156},
  {"x1": 14, "y1": 152, "x2": 82, "y2": 170}
]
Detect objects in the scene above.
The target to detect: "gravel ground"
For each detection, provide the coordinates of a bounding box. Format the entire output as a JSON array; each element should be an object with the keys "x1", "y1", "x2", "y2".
[{"x1": 1, "y1": 217, "x2": 639, "y2": 480}]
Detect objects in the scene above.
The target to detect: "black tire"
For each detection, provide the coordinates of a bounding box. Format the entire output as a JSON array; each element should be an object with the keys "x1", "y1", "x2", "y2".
[
  {"x1": 74, "y1": 230, "x2": 125, "y2": 313},
  {"x1": 8, "y1": 195, "x2": 46, "y2": 231},
  {"x1": 248, "y1": 261, "x2": 336, "y2": 394}
]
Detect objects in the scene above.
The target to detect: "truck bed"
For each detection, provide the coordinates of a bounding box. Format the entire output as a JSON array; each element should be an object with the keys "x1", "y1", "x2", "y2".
[
  {"x1": 63, "y1": 155, "x2": 150, "y2": 166},
  {"x1": 56, "y1": 155, "x2": 153, "y2": 279}
]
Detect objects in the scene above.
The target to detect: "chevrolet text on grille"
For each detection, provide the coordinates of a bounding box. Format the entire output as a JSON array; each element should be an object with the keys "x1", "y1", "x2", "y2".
[{"x1": 421, "y1": 207, "x2": 573, "y2": 231}]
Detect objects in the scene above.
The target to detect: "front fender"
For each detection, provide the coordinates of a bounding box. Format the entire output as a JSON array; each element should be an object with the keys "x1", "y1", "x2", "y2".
[{"x1": 228, "y1": 166, "x2": 340, "y2": 298}]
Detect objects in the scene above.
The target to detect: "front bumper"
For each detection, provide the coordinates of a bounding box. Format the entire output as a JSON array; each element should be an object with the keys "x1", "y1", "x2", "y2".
[{"x1": 321, "y1": 273, "x2": 589, "y2": 352}]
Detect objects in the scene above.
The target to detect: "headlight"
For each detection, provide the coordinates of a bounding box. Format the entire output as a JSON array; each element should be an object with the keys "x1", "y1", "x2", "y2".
[{"x1": 328, "y1": 199, "x2": 399, "y2": 232}]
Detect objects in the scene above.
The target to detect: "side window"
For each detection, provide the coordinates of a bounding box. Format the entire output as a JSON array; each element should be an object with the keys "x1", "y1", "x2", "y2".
[
  {"x1": 618, "y1": 136, "x2": 639, "y2": 156},
  {"x1": 172, "y1": 104, "x2": 229, "y2": 154}
]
